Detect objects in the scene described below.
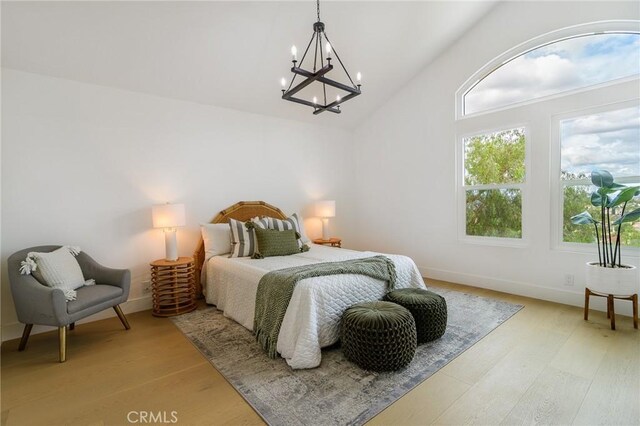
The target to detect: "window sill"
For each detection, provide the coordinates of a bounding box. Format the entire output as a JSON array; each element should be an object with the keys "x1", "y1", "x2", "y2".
[
  {"x1": 459, "y1": 236, "x2": 528, "y2": 248},
  {"x1": 553, "y1": 242, "x2": 640, "y2": 257}
]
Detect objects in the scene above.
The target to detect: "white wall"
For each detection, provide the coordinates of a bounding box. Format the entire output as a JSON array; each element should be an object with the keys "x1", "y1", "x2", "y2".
[
  {"x1": 1, "y1": 69, "x2": 356, "y2": 340},
  {"x1": 351, "y1": 1, "x2": 640, "y2": 315},
  {"x1": 3, "y1": 2, "x2": 638, "y2": 343}
]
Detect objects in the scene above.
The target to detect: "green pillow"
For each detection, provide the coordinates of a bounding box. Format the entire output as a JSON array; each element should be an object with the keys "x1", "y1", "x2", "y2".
[{"x1": 252, "y1": 228, "x2": 300, "y2": 259}]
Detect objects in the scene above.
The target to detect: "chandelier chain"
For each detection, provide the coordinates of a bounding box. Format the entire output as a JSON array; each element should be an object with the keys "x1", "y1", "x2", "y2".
[{"x1": 316, "y1": 0, "x2": 320, "y2": 22}]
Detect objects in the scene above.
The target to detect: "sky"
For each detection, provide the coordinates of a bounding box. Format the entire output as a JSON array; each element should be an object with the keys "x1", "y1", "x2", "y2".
[
  {"x1": 464, "y1": 33, "x2": 640, "y2": 115},
  {"x1": 561, "y1": 105, "x2": 640, "y2": 178}
]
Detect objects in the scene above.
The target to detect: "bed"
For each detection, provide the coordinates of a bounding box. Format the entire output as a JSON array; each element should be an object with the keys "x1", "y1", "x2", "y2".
[{"x1": 193, "y1": 201, "x2": 427, "y2": 369}]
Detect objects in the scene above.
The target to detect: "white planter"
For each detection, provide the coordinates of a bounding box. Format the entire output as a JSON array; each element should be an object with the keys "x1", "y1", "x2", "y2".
[{"x1": 585, "y1": 262, "x2": 640, "y2": 295}]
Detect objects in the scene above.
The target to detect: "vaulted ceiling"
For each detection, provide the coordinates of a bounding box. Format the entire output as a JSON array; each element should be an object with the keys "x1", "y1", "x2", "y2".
[{"x1": 2, "y1": 1, "x2": 496, "y2": 129}]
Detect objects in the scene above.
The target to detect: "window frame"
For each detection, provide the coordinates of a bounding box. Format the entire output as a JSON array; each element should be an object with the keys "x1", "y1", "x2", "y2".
[
  {"x1": 455, "y1": 20, "x2": 640, "y2": 120},
  {"x1": 550, "y1": 99, "x2": 640, "y2": 254},
  {"x1": 456, "y1": 124, "x2": 531, "y2": 247}
]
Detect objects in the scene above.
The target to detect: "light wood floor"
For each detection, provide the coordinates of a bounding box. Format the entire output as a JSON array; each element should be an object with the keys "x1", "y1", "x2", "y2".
[{"x1": 2, "y1": 281, "x2": 638, "y2": 426}]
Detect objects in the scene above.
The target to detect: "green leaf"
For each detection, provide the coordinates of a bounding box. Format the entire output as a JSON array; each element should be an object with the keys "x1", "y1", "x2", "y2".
[
  {"x1": 613, "y1": 208, "x2": 640, "y2": 225},
  {"x1": 571, "y1": 211, "x2": 598, "y2": 225},
  {"x1": 597, "y1": 186, "x2": 614, "y2": 195},
  {"x1": 591, "y1": 170, "x2": 614, "y2": 188},
  {"x1": 608, "y1": 186, "x2": 640, "y2": 208},
  {"x1": 609, "y1": 182, "x2": 627, "y2": 190},
  {"x1": 590, "y1": 192, "x2": 604, "y2": 207},
  {"x1": 591, "y1": 187, "x2": 615, "y2": 207},
  {"x1": 591, "y1": 188, "x2": 612, "y2": 207}
]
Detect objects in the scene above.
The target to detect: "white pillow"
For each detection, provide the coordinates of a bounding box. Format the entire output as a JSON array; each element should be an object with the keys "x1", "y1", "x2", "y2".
[
  {"x1": 201, "y1": 223, "x2": 232, "y2": 259},
  {"x1": 19, "y1": 246, "x2": 94, "y2": 301}
]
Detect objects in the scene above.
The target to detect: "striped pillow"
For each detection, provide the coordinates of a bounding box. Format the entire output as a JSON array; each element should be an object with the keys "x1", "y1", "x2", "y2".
[
  {"x1": 251, "y1": 217, "x2": 270, "y2": 230},
  {"x1": 270, "y1": 213, "x2": 310, "y2": 245},
  {"x1": 229, "y1": 219, "x2": 257, "y2": 258}
]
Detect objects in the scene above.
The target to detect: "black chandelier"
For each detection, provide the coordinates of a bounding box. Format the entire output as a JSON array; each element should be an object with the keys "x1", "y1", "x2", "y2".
[{"x1": 280, "y1": 0, "x2": 361, "y2": 115}]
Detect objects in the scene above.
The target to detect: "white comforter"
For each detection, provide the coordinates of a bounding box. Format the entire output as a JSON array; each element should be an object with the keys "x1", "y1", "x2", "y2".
[{"x1": 205, "y1": 244, "x2": 426, "y2": 369}]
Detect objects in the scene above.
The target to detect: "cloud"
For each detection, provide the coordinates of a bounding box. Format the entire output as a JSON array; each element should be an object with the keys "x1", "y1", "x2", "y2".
[
  {"x1": 465, "y1": 33, "x2": 640, "y2": 114},
  {"x1": 561, "y1": 106, "x2": 640, "y2": 177},
  {"x1": 568, "y1": 106, "x2": 640, "y2": 135}
]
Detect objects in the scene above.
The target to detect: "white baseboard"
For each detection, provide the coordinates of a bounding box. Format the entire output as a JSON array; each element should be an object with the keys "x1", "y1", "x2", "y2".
[
  {"x1": 419, "y1": 266, "x2": 634, "y2": 317},
  {"x1": 1, "y1": 296, "x2": 152, "y2": 343}
]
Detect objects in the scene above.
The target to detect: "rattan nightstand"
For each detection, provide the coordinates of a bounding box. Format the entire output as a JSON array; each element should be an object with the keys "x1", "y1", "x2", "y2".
[
  {"x1": 312, "y1": 238, "x2": 342, "y2": 248},
  {"x1": 150, "y1": 257, "x2": 196, "y2": 317}
]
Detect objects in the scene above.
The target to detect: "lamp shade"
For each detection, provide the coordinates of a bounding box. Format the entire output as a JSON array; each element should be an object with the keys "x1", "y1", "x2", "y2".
[
  {"x1": 315, "y1": 200, "x2": 336, "y2": 218},
  {"x1": 152, "y1": 203, "x2": 186, "y2": 228}
]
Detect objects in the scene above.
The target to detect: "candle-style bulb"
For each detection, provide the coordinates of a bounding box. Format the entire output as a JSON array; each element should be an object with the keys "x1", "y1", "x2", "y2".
[
  {"x1": 291, "y1": 45, "x2": 297, "y2": 60},
  {"x1": 336, "y1": 95, "x2": 341, "y2": 102},
  {"x1": 356, "y1": 72, "x2": 362, "y2": 83},
  {"x1": 313, "y1": 96, "x2": 318, "y2": 105},
  {"x1": 280, "y1": 77, "x2": 286, "y2": 88},
  {"x1": 326, "y1": 42, "x2": 332, "y2": 57}
]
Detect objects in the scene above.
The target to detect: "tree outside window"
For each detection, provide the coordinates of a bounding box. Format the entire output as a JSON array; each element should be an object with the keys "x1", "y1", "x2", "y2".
[{"x1": 463, "y1": 128, "x2": 525, "y2": 239}]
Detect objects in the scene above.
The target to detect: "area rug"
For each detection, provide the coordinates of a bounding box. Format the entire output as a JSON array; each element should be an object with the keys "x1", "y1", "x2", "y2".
[{"x1": 172, "y1": 288, "x2": 522, "y2": 426}]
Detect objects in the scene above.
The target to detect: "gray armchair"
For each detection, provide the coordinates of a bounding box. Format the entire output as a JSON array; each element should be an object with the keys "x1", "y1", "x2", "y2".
[{"x1": 7, "y1": 246, "x2": 131, "y2": 362}]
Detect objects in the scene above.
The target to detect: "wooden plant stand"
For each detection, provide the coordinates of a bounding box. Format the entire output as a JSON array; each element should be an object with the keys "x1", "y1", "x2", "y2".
[{"x1": 584, "y1": 287, "x2": 638, "y2": 330}]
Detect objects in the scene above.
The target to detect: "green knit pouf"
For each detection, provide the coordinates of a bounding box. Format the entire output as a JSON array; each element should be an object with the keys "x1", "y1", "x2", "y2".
[
  {"x1": 341, "y1": 301, "x2": 417, "y2": 372},
  {"x1": 384, "y1": 288, "x2": 447, "y2": 343}
]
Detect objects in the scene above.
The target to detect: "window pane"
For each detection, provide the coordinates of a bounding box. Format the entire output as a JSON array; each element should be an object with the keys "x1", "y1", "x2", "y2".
[
  {"x1": 464, "y1": 128, "x2": 525, "y2": 186},
  {"x1": 560, "y1": 106, "x2": 640, "y2": 248},
  {"x1": 466, "y1": 189, "x2": 522, "y2": 238},
  {"x1": 563, "y1": 184, "x2": 640, "y2": 247},
  {"x1": 562, "y1": 185, "x2": 599, "y2": 243},
  {"x1": 560, "y1": 106, "x2": 640, "y2": 180},
  {"x1": 464, "y1": 33, "x2": 640, "y2": 115}
]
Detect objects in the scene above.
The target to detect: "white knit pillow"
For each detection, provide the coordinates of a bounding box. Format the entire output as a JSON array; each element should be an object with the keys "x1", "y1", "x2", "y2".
[{"x1": 19, "y1": 246, "x2": 94, "y2": 301}]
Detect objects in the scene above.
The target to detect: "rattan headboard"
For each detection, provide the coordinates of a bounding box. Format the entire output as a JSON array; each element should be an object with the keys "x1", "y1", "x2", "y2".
[{"x1": 193, "y1": 201, "x2": 287, "y2": 294}]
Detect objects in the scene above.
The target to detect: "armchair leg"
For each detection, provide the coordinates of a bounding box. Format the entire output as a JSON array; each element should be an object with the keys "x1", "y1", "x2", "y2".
[
  {"x1": 113, "y1": 305, "x2": 131, "y2": 330},
  {"x1": 18, "y1": 324, "x2": 33, "y2": 351},
  {"x1": 58, "y1": 326, "x2": 66, "y2": 363}
]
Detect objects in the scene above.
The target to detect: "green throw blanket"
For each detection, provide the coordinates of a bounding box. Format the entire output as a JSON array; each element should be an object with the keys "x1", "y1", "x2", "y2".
[{"x1": 253, "y1": 255, "x2": 397, "y2": 358}]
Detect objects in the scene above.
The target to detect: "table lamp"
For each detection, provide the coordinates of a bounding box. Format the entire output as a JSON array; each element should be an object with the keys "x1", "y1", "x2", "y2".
[
  {"x1": 152, "y1": 203, "x2": 186, "y2": 261},
  {"x1": 315, "y1": 200, "x2": 336, "y2": 240}
]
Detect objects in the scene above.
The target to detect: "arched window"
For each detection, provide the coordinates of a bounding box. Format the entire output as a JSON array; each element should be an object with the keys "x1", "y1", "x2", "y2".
[
  {"x1": 456, "y1": 21, "x2": 640, "y2": 249},
  {"x1": 459, "y1": 23, "x2": 640, "y2": 117}
]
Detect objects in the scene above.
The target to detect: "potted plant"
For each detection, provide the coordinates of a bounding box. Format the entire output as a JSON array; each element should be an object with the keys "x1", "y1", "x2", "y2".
[{"x1": 571, "y1": 170, "x2": 640, "y2": 295}]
